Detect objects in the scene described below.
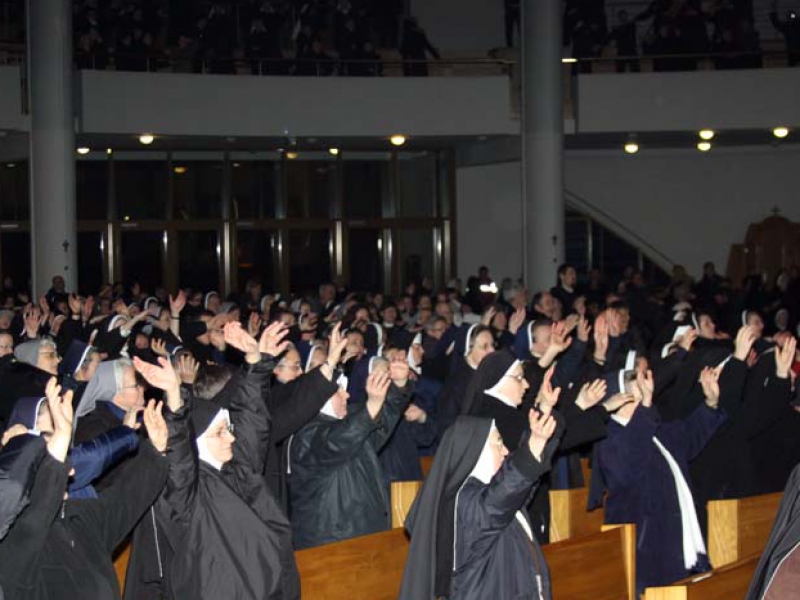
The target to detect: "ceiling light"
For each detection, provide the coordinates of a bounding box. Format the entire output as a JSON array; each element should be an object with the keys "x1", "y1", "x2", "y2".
[
  {"x1": 697, "y1": 141, "x2": 712, "y2": 152},
  {"x1": 328, "y1": 148, "x2": 340, "y2": 156},
  {"x1": 773, "y1": 127, "x2": 790, "y2": 139},
  {"x1": 106, "y1": 148, "x2": 113, "y2": 155},
  {"x1": 624, "y1": 142, "x2": 639, "y2": 154},
  {"x1": 173, "y1": 166, "x2": 187, "y2": 174},
  {"x1": 5, "y1": 163, "x2": 15, "y2": 168},
  {"x1": 286, "y1": 151, "x2": 298, "y2": 160},
  {"x1": 232, "y1": 162, "x2": 241, "y2": 168},
  {"x1": 77, "y1": 147, "x2": 90, "y2": 155},
  {"x1": 390, "y1": 134, "x2": 407, "y2": 147},
  {"x1": 561, "y1": 58, "x2": 577, "y2": 64},
  {"x1": 139, "y1": 133, "x2": 155, "y2": 145},
  {"x1": 698, "y1": 129, "x2": 715, "y2": 141}
]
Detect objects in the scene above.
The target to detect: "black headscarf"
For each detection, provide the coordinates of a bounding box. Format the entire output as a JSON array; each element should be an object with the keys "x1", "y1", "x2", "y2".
[
  {"x1": 460, "y1": 349, "x2": 517, "y2": 417},
  {"x1": 399, "y1": 416, "x2": 493, "y2": 600}
]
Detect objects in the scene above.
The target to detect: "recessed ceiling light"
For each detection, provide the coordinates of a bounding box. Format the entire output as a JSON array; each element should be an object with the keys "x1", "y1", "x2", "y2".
[
  {"x1": 773, "y1": 127, "x2": 790, "y2": 139},
  {"x1": 286, "y1": 151, "x2": 298, "y2": 160},
  {"x1": 173, "y1": 166, "x2": 187, "y2": 174},
  {"x1": 328, "y1": 148, "x2": 340, "y2": 156},
  {"x1": 697, "y1": 141, "x2": 712, "y2": 152},
  {"x1": 624, "y1": 142, "x2": 639, "y2": 154},
  {"x1": 77, "y1": 147, "x2": 90, "y2": 155},
  {"x1": 699, "y1": 129, "x2": 715, "y2": 141},
  {"x1": 139, "y1": 133, "x2": 155, "y2": 145},
  {"x1": 390, "y1": 134, "x2": 407, "y2": 147},
  {"x1": 106, "y1": 148, "x2": 113, "y2": 155},
  {"x1": 561, "y1": 57, "x2": 577, "y2": 63}
]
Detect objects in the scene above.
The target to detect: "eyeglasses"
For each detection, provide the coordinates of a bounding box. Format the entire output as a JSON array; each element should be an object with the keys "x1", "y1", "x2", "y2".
[
  {"x1": 278, "y1": 362, "x2": 302, "y2": 372},
  {"x1": 0, "y1": 345, "x2": 13, "y2": 350},
  {"x1": 215, "y1": 422, "x2": 235, "y2": 437},
  {"x1": 504, "y1": 373, "x2": 526, "y2": 382}
]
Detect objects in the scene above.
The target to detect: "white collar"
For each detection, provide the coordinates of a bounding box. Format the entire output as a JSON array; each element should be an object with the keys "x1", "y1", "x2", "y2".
[
  {"x1": 195, "y1": 408, "x2": 231, "y2": 471},
  {"x1": 484, "y1": 360, "x2": 522, "y2": 408}
]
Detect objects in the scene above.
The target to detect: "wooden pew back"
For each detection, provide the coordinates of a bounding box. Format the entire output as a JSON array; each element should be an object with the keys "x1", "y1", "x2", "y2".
[
  {"x1": 546, "y1": 524, "x2": 637, "y2": 600},
  {"x1": 295, "y1": 523, "x2": 637, "y2": 600},
  {"x1": 296, "y1": 528, "x2": 409, "y2": 600},
  {"x1": 643, "y1": 555, "x2": 759, "y2": 600},
  {"x1": 708, "y1": 492, "x2": 782, "y2": 567},
  {"x1": 420, "y1": 455, "x2": 434, "y2": 478},
  {"x1": 390, "y1": 480, "x2": 423, "y2": 529},
  {"x1": 549, "y1": 487, "x2": 605, "y2": 543}
]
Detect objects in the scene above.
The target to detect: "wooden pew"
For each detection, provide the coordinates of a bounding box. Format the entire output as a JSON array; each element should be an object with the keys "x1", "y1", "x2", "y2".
[
  {"x1": 390, "y1": 480, "x2": 423, "y2": 529},
  {"x1": 114, "y1": 543, "x2": 131, "y2": 594},
  {"x1": 707, "y1": 492, "x2": 782, "y2": 568},
  {"x1": 419, "y1": 455, "x2": 434, "y2": 478},
  {"x1": 549, "y1": 487, "x2": 605, "y2": 543},
  {"x1": 643, "y1": 555, "x2": 759, "y2": 600},
  {"x1": 295, "y1": 523, "x2": 638, "y2": 600}
]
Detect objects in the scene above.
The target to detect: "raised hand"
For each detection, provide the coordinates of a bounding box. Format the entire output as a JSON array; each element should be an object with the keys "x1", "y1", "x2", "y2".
[
  {"x1": 326, "y1": 322, "x2": 348, "y2": 368},
  {"x1": 143, "y1": 400, "x2": 168, "y2": 453},
  {"x1": 123, "y1": 406, "x2": 143, "y2": 430},
  {"x1": 602, "y1": 392, "x2": 635, "y2": 413},
  {"x1": 734, "y1": 325, "x2": 758, "y2": 362},
  {"x1": 576, "y1": 379, "x2": 608, "y2": 410},
  {"x1": 637, "y1": 369, "x2": 654, "y2": 407},
  {"x1": 45, "y1": 378, "x2": 73, "y2": 462},
  {"x1": 68, "y1": 293, "x2": 82, "y2": 316},
  {"x1": 509, "y1": 307, "x2": 526, "y2": 335},
  {"x1": 366, "y1": 368, "x2": 392, "y2": 419},
  {"x1": 563, "y1": 314, "x2": 580, "y2": 335},
  {"x1": 536, "y1": 365, "x2": 562, "y2": 410},
  {"x1": 481, "y1": 306, "x2": 497, "y2": 327},
  {"x1": 177, "y1": 354, "x2": 199, "y2": 385},
  {"x1": 607, "y1": 309, "x2": 622, "y2": 337},
  {"x1": 169, "y1": 290, "x2": 187, "y2": 316},
  {"x1": 528, "y1": 407, "x2": 557, "y2": 460},
  {"x1": 299, "y1": 313, "x2": 319, "y2": 333},
  {"x1": 134, "y1": 356, "x2": 178, "y2": 393},
  {"x1": 593, "y1": 313, "x2": 609, "y2": 362},
  {"x1": 259, "y1": 320, "x2": 290, "y2": 357},
  {"x1": 577, "y1": 316, "x2": 591, "y2": 343},
  {"x1": 775, "y1": 335, "x2": 797, "y2": 379},
  {"x1": 548, "y1": 322, "x2": 572, "y2": 355},
  {"x1": 151, "y1": 338, "x2": 169, "y2": 357},
  {"x1": 699, "y1": 366, "x2": 721, "y2": 407},
  {"x1": 224, "y1": 322, "x2": 259, "y2": 357}
]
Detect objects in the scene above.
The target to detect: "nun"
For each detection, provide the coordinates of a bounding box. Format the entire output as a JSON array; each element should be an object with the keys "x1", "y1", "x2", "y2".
[
  {"x1": 436, "y1": 324, "x2": 495, "y2": 436},
  {"x1": 288, "y1": 359, "x2": 412, "y2": 549},
  {"x1": 130, "y1": 321, "x2": 301, "y2": 600},
  {"x1": 589, "y1": 369, "x2": 726, "y2": 593},
  {"x1": 0, "y1": 338, "x2": 60, "y2": 425},
  {"x1": 399, "y1": 407, "x2": 559, "y2": 600}
]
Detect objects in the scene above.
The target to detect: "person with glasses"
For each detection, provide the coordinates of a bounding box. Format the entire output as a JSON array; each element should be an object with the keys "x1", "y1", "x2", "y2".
[
  {"x1": 0, "y1": 332, "x2": 13, "y2": 359},
  {"x1": 399, "y1": 406, "x2": 559, "y2": 600},
  {"x1": 128, "y1": 320, "x2": 301, "y2": 600}
]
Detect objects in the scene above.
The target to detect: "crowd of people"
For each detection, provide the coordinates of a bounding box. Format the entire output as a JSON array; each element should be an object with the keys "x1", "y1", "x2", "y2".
[
  {"x1": 0, "y1": 257, "x2": 799, "y2": 599},
  {"x1": 66, "y1": 0, "x2": 443, "y2": 77}
]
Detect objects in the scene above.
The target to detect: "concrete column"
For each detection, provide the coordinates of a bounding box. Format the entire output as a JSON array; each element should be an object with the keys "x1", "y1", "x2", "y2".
[
  {"x1": 27, "y1": 0, "x2": 77, "y2": 297},
  {"x1": 521, "y1": 0, "x2": 564, "y2": 292}
]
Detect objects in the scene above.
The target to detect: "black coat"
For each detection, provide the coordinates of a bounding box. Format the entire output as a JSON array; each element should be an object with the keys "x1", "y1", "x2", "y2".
[
  {"x1": 135, "y1": 358, "x2": 300, "y2": 600},
  {"x1": 265, "y1": 369, "x2": 338, "y2": 511},
  {"x1": 288, "y1": 382, "x2": 412, "y2": 549},
  {"x1": 745, "y1": 463, "x2": 800, "y2": 600},
  {"x1": 0, "y1": 434, "x2": 47, "y2": 539},
  {"x1": 0, "y1": 442, "x2": 168, "y2": 600},
  {"x1": 0, "y1": 361, "x2": 51, "y2": 426},
  {"x1": 453, "y1": 447, "x2": 553, "y2": 600}
]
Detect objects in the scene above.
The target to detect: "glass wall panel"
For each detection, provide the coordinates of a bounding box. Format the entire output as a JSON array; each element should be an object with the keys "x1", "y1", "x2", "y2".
[
  {"x1": 76, "y1": 160, "x2": 109, "y2": 220},
  {"x1": 289, "y1": 229, "x2": 331, "y2": 295},
  {"x1": 286, "y1": 159, "x2": 336, "y2": 219},
  {"x1": 236, "y1": 229, "x2": 279, "y2": 293},
  {"x1": 1, "y1": 232, "x2": 31, "y2": 295},
  {"x1": 115, "y1": 160, "x2": 169, "y2": 220},
  {"x1": 565, "y1": 217, "x2": 590, "y2": 276},
  {"x1": 173, "y1": 161, "x2": 223, "y2": 220},
  {"x1": 348, "y1": 228, "x2": 384, "y2": 292},
  {"x1": 178, "y1": 230, "x2": 220, "y2": 290},
  {"x1": 231, "y1": 161, "x2": 278, "y2": 220},
  {"x1": 77, "y1": 231, "x2": 104, "y2": 295},
  {"x1": 0, "y1": 161, "x2": 29, "y2": 220},
  {"x1": 398, "y1": 152, "x2": 437, "y2": 217},
  {"x1": 396, "y1": 228, "x2": 435, "y2": 289},
  {"x1": 343, "y1": 160, "x2": 389, "y2": 219},
  {"x1": 121, "y1": 230, "x2": 164, "y2": 290}
]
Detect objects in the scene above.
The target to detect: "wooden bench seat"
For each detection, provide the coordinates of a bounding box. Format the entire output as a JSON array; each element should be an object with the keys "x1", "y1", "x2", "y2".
[
  {"x1": 549, "y1": 486, "x2": 605, "y2": 543},
  {"x1": 708, "y1": 492, "x2": 782, "y2": 568},
  {"x1": 643, "y1": 555, "x2": 759, "y2": 600}
]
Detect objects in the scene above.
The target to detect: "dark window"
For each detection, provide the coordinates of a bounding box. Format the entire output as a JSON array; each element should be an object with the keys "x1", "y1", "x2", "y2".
[
  {"x1": 76, "y1": 160, "x2": 109, "y2": 220},
  {"x1": 1, "y1": 232, "x2": 31, "y2": 294},
  {"x1": 396, "y1": 228, "x2": 435, "y2": 289},
  {"x1": 178, "y1": 230, "x2": 220, "y2": 290},
  {"x1": 398, "y1": 153, "x2": 437, "y2": 217},
  {"x1": 115, "y1": 161, "x2": 168, "y2": 220},
  {"x1": 121, "y1": 230, "x2": 163, "y2": 290},
  {"x1": 348, "y1": 228, "x2": 383, "y2": 292},
  {"x1": 289, "y1": 229, "x2": 331, "y2": 295},
  {"x1": 77, "y1": 231, "x2": 104, "y2": 295},
  {"x1": 231, "y1": 161, "x2": 278, "y2": 220},
  {"x1": 173, "y1": 161, "x2": 223, "y2": 220},
  {"x1": 286, "y1": 160, "x2": 335, "y2": 218},
  {"x1": 343, "y1": 160, "x2": 388, "y2": 219},
  {"x1": 237, "y1": 228, "x2": 279, "y2": 293},
  {"x1": 0, "y1": 161, "x2": 29, "y2": 221}
]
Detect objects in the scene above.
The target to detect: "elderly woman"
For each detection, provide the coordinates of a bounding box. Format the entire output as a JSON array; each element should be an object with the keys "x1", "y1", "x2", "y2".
[
  {"x1": 129, "y1": 321, "x2": 301, "y2": 600},
  {"x1": 399, "y1": 406, "x2": 559, "y2": 600},
  {"x1": 0, "y1": 379, "x2": 170, "y2": 600},
  {"x1": 0, "y1": 338, "x2": 60, "y2": 425},
  {"x1": 74, "y1": 359, "x2": 144, "y2": 445}
]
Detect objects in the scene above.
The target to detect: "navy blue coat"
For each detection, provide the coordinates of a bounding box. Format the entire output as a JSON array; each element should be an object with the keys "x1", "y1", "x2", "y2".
[{"x1": 589, "y1": 404, "x2": 726, "y2": 592}]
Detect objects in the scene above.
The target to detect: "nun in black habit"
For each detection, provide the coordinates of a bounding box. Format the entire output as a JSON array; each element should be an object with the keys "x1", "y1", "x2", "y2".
[
  {"x1": 130, "y1": 321, "x2": 301, "y2": 600},
  {"x1": 398, "y1": 409, "x2": 560, "y2": 600}
]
